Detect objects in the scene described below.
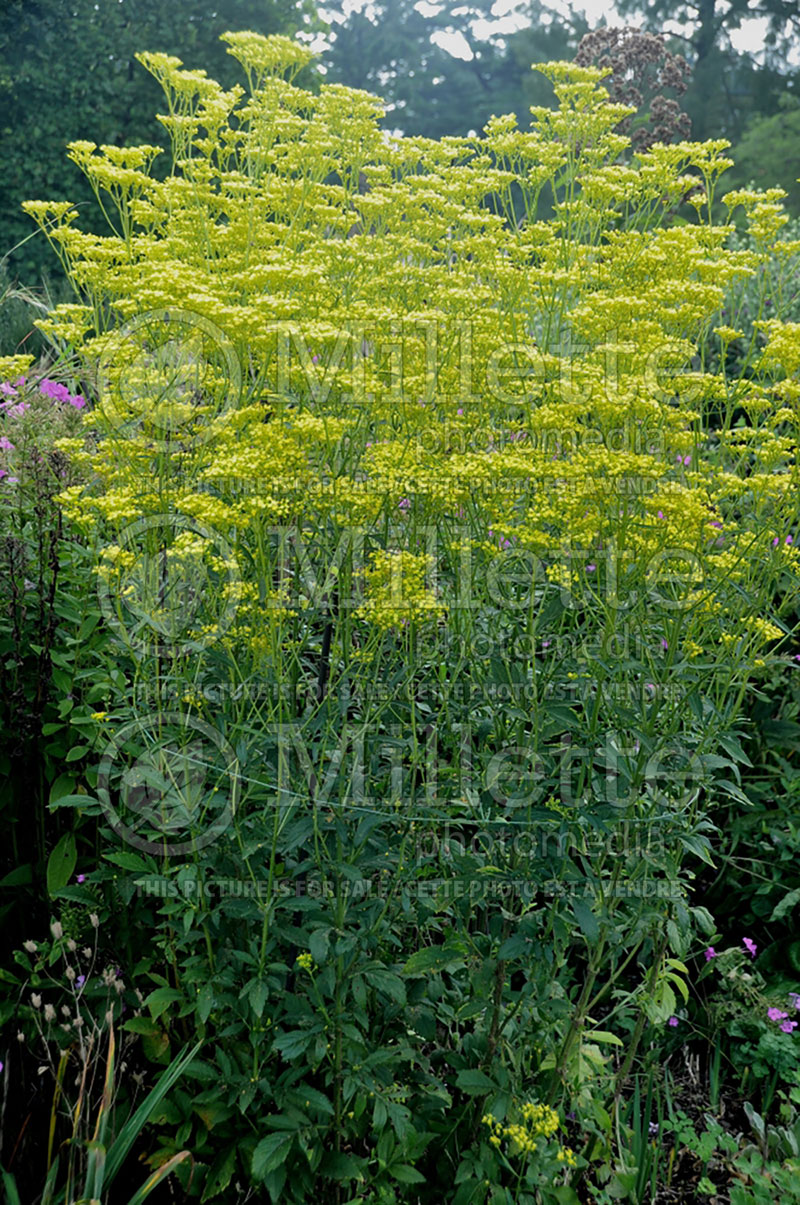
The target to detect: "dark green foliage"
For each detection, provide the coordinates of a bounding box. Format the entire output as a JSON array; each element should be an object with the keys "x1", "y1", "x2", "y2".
[{"x1": 0, "y1": 0, "x2": 319, "y2": 281}]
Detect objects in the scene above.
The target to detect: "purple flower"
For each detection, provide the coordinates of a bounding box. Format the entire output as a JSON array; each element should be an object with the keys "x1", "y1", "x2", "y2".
[
  {"x1": 39, "y1": 379, "x2": 70, "y2": 403},
  {"x1": 0, "y1": 436, "x2": 14, "y2": 451},
  {"x1": 773, "y1": 537, "x2": 780, "y2": 547},
  {"x1": 781, "y1": 1020, "x2": 797, "y2": 1033},
  {"x1": 704, "y1": 947, "x2": 716, "y2": 961},
  {"x1": 768, "y1": 1007, "x2": 788, "y2": 1022},
  {"x1": 456, "y1": 407, "x2": 463, "y2": 416},
  {"x1": 0, "y1": 382, "x2": 17, "y2": 396},
  {"x1": 787, "y1": 536, "x2": 794, "y2": 546},
  {"x1": 683, "y1": 454, "x2": 691, "y2": 466},
  {"x1": 657, "y1": 510, "x2": 664, "y2": 520},
  {"x1": 743, "y1": 937, "x2": 757, "y2": 958},
  {"x1": 7, "y1": 402, "x2": 29, "y2": 416},
  {"x1": 668, "y1": 1016, "x2": 679, "y2": 1027},
  {"x1": 586, "y1": 563, "x2": 596, "y2": 572},
  {"x1": 398, "y1": 497, "x2": 411, "y2": 512},
  {"x1": 76, "y1": 974, "x2": 85, "y2": 988},
  {"x1": 69, "y1": 394, "x2": 86, "y2": 409},
  {"x1": 661, "y1": 638, "x2": 669, "y2": 650},
  {"x1": 76, "y1": 874, "x2": 85, "y2": 884},
  {"x1": 789, "y1": 992, "x2": 800, "y2": 1010}
]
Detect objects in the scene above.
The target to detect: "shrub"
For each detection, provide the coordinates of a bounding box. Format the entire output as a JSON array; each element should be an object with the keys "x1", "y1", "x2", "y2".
[{"x1": 9, "y1": 31, "x2": 800, "y2": 1202}]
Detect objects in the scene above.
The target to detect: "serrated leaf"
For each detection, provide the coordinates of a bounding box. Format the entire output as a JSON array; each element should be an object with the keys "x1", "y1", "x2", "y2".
[
  {"x1": 252, "y1": 1132, "x2": 294, "y2": 1180},
  {"x1": 455, "y1": 1068, "x2": 495, "y2": 1095},
  {"x1": 571, "y1": 897, "x2": 599, "y2": 944},
  {"x1": 402, "y1": 943, "x2": 466, "y2": 976}
]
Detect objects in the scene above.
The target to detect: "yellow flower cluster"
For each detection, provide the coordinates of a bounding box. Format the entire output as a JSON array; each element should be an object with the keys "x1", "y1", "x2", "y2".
[
  {"x1": 482, "y1": 1102, "x2": 573, "y2": 1163},
  {"x1": 16, "y1": 31, "x2": 799, "y2": 670}
]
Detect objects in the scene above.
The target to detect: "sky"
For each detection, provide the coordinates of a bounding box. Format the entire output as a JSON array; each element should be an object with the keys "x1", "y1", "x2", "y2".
[{"x1": 316, "y1": 0, "x2": 774, "y2": 61}]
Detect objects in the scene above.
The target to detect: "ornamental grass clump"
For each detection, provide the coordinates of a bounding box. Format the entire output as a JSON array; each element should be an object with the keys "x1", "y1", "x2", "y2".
[{"x1": 12, "y1": 30, "x2": 800, "y2": 1203}]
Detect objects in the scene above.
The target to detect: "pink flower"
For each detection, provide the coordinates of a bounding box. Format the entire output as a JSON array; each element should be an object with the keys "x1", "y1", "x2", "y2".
[
  {"x1": 661, "y1": 638, "x2": 669, "y2": 650},
  {"x1": 781, "y1": 1020, "x2": 797, "y2": 1033},
  {"x1": 668, "y1": 1016, "x2": 678, "y2": 1027},
  {"x1": 768, "y1": 1007, "x2": 788, "y2": 1022},
  {"x1": 0, "y1": 436, "x2": 14, "y2": 451},
  {"x1": 657, "y1": 510, "x2": 664, "y2": 520},
  {"x1": 704, "y1": 947, "x2": 716, "y2": 961},
  {"x1": 76, "y1": 874, "x2": 85, "y2": 884},
  {"x1": 398, "y1": 497, "x2": 410, "y2": 512},
  {"x1": 743, "y1": 937, "x2": 757, "y2": 958},
  {"x1": 39, "y1": 379, "x2": 70, "y2": 403},
  {"x1": 0, "y1": 382, "x2": 17, "y2": 396},
  {"x1": 69, "y1": 394, "x2": 86, "y2": 409}
]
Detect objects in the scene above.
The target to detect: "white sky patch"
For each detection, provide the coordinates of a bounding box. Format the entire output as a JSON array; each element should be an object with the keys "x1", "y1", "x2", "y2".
[{"x1": 316, "y1": 0, "x2": 781, "y2": 65}]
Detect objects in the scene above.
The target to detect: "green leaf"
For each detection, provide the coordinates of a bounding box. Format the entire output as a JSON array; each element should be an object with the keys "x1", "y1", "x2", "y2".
[
  {"x1": 273, "y1": 1029, "x2": 315, "y2": 1060},
  {"x1": 47, "y1": 833, "x2": 77, "y2": 895},
  {"x1": 455, "y1": 1069, "x2": 495, "y2": 1095},
  {"x1": 364, "y1": 967, "x2": 406, "y2": 1004},
  {"x1": 252, "y1": 1132, "x2": 294, "y2": 1180},
  {"x1": 390, "y1": 1163, "x2": 426, "y2": 1185},
  {"x1": 122, "y1": 1017, "x2": 161, "y2": 1036},
  {"x1": 201, "y1": 1144, "x2": 237, "y2": 1202},
  {"x1": 1, "y1": 1166, "x2": 21, "y2": 1205},
  {"x1": 585, "y1": 1030, "x2": 623, "y2": 1047},
  {"x1": 65, "y1": 744, "x2": 91, "y2": 762},
  {"x1": 249, "y1": 979, "x2": 268, "y2": 1019},
  {"x1": 104, "y1": 1040, "x2": 202, "y2": 1186},
  {"x1": 48, "y1": 793, "x2": 99, "y2": 811},
  {"x1": 552, "y1": 1189, "x2": 582, "y2": 1205},
  {"x1": 571, "y1": 897, "x2": 600, "y2": 944},
  {"x1": 770, "y1": 887, "x2": 800, "y2": 923},
  {"x1": 198, "y1": 983, "x2": 214, "y2": 1024},
  {"x1": 0, "y1": 864, "x2": 32, "y2": 888},
  {"x1": 49, "y1": 774, "x2": 76, "y2": 803},
  {"x1": 402, "y1": 943, "x2": 467, "y2": 976},
  {"x1": 145, "y1": 987, "x2": 183, "y2": 1019}
]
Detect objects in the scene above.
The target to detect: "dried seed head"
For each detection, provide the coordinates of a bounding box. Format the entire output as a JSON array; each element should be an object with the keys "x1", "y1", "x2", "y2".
[{"x1": 50, "y1": 921, "x2": 63, "y2": 940}]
